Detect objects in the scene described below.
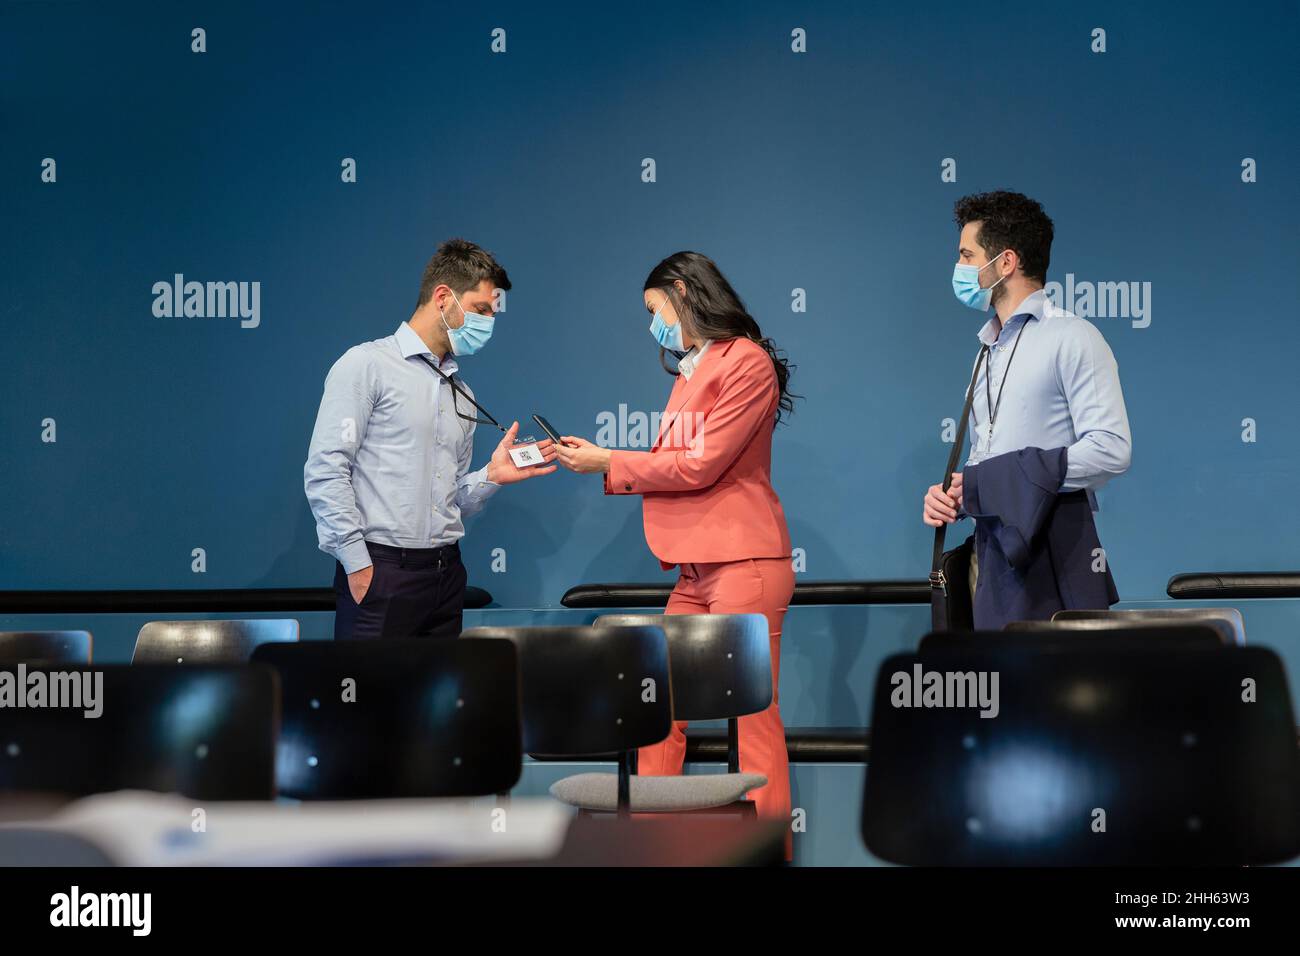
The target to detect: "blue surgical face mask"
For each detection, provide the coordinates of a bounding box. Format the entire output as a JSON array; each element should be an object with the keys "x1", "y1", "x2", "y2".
[
  {"x1": 648, "y1": 295, "x2": 685, "y2": 352},
  {"x1": 951, "y1": 250, "x2": 1009, "y2": 312},
  {"x1": 442, "y1": 290, "x2": 494, "y2": 355}
]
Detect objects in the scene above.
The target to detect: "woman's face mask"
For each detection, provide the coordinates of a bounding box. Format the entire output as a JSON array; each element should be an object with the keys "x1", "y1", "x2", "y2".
[
  {"x1": 648, "y1": 292, "x2": 685, "y2": 351},
  {"x1": 952, "y1": 250, "x2": 1009, "y2": 312}
]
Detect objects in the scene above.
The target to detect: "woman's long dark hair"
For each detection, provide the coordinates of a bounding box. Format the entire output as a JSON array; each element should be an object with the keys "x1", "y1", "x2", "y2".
[{"x1": 644, "y1": 251, "x2": 798, "y2": 423}]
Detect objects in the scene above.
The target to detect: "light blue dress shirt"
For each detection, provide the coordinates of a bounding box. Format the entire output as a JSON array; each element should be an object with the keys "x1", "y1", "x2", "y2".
[
  {"x1": 964, "y1": 289, "x2": 1132, "y2": 503},
  {"x1": 304, "y1": 322, "x2": 499, "y2": 573}
]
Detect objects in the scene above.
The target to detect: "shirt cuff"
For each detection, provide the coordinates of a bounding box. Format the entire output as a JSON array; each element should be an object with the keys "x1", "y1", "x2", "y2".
[
  {"x1": 467, "y1": 463, "x2": 501, "y2": 499},
  {"x1": 1061, "y1": 447, "x2": 1084, "y2": 491},
  {"x1": 337, "y1": 538, "x2": 373, "y2": 574},
  {"x1": 606, "y1": 450, "x2": 638, "y2": 495}
]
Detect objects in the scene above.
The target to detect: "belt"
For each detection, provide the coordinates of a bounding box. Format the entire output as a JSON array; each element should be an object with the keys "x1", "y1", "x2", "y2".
[{"x1": 366, "y1": 541, "x2": 460, "y2": 570}]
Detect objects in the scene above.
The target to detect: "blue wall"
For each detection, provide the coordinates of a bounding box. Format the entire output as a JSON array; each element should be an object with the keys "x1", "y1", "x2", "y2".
[{"x1": 3, "y1": 0, "x2": 1298, "y2": 604}]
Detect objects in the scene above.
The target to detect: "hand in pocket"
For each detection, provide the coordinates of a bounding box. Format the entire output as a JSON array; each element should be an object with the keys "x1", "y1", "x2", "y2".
[{"x1": 348, "y1": 565, "x2": 374, "y2": 604}]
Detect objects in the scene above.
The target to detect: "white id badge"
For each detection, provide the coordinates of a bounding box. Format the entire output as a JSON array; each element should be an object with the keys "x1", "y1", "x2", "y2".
[{"x1": 508, "y1": 435, "x2": 545, "y2": 468}]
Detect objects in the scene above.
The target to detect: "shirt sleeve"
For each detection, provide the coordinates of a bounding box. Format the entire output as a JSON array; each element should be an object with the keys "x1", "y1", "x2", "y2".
[
  {"x1": 1056, "y1": 321, "x2": 1133, "y2": 492},
  {"x1": 606, "y1": 349, "x2": 776, "y2": 495},
  {"x1": 452, "y1": 388, "x2": 501, "y2": 519},
  {"x1": 303, "y1": 347, "x2": 377, "y2": 574}
]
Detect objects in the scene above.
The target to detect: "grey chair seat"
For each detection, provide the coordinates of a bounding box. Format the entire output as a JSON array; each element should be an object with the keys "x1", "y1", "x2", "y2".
[
  {"x1": 550, "y1": 772, "x2": 767, "y2": 812},
  {"x1": 0, "y1": 829, "x2": 115, "y2": 866}
]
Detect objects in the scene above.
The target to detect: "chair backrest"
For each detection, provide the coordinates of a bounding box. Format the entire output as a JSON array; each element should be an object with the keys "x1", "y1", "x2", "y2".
[
  {"x1": 250, "y1": 639, "x2": 522, "y2": 799},
  {"x1": 132, "y1": 619, "x2": 299, "y2": 663},
  {"x1": 593, "y1": 613, "x2": 772, "y2": 721},
  {"x1": 461, "y1": 625, "x2": 672, "y2": 758},
  {"x1": 1050, "y1": 607, "x2": 1245, "y2": 645},
  {"x1": 937, "y1": 624, "x2": 1226, "y2": 651},
  {"x1": 0, "y1": 664, "x2": 277, "y2": 800},
  {"x1": 0, "y1": 631, "x2": 92, "y2": 665},
  {"x1": 862, "y1": 641, "x2": 1300, "y2": 865}
]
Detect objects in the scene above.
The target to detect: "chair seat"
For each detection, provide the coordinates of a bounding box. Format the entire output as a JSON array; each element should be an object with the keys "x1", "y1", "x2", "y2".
[{"x1": 549, "y1": 772, "x2": 767, "y2": 812}]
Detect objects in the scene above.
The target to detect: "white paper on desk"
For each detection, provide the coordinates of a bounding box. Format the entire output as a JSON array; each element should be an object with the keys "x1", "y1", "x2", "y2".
[{"x1": 5, "y1": 791, "x2": 572, "y2": 866}]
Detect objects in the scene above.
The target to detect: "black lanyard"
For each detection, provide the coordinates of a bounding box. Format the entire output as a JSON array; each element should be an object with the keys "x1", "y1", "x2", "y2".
[
  {"x1": 416, "y1": 354, "x2": 506, "y2": 434},
  {"x1": 975, "y1": 318, "x2": 1030, "y2": 443}
]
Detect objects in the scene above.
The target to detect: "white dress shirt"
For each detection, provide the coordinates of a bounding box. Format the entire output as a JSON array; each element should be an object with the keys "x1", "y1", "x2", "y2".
[{"x1": 678, "y1": 339, "x2": 712, "y2": 380}]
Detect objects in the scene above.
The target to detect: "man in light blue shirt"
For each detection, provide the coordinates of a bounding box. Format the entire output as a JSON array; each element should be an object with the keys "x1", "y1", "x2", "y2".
[
  {"x1": 305, "y1": 238, "x2": 557, "y2": 639},
  {"x1": 963, "y1": 287, "x2": 1131, "y2": 498},
  {"x1": 923, "y1": 191, "x2": 1132, "y2": 603}
]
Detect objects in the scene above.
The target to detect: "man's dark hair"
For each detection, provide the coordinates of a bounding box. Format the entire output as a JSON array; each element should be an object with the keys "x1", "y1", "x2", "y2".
[
  {"x1": 416, "y1": 238, "x2": 511, "y2": 307},
  {"x1": 953, "y1": 191, "x2": 1054, "y2": 284}
]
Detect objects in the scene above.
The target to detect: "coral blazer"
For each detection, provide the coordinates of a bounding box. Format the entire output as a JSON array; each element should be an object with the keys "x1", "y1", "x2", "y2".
[{"x1": 604, "y1": 337, "x2": 792, "y2": 569}]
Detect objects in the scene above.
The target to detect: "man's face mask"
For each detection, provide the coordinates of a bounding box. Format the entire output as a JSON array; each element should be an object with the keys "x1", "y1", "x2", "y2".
[
  {"x1": 441, "y1": 290, "x2": 495, "y2": 355},
  {"x1": 952, "y1": 250, "x2": 1009, "y2": 312}
]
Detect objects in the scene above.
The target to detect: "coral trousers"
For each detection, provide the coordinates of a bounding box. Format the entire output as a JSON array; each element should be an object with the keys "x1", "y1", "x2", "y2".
[{"x1": 636, "y1": 556, "x2": 795, "y2": 859}]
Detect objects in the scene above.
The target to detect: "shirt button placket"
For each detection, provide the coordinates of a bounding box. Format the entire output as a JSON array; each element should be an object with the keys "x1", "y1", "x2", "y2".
[{"x1": 431, "y1": 378, "x2": 441, "y2": 526}]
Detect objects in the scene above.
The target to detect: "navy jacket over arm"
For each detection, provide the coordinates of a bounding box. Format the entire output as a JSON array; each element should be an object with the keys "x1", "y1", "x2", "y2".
[{"x1": 962, "y1": 446, "x2": 1119, "y2": 630}]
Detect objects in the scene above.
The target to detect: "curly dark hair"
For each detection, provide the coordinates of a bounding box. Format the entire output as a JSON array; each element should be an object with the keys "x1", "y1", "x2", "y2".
[{"x1": 953, "y1": 191, "x2": 1054, "y2": 284}]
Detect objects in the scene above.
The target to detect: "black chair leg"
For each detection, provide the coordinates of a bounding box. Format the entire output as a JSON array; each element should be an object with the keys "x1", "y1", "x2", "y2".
[
  {"x1": 727, "y1": 718, "x2": 740, "y2": 774},
  {"x1": 617, "y1": 751, "x2": 633, "y2": 818}
]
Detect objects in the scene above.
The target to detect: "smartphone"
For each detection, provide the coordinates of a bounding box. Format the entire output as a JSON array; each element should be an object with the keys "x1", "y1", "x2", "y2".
[{"x1": 532, "y1": 414, "x2": 566, "y2": 445}]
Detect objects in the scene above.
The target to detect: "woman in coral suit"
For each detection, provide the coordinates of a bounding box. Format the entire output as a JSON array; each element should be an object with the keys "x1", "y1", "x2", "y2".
[{"x1": 554, "y1": 250, "x2": 797, "y2": 860}]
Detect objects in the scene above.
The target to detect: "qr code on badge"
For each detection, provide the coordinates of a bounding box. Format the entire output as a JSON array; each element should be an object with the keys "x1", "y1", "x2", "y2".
[{"x1": 509, "y1": 443, "x2": 542, "y2": 467}]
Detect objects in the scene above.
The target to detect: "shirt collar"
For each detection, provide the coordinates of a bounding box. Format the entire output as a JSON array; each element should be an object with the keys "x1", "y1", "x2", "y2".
[
  {"x1": 976, "y1": 288, "x2": 1048, "y2": 346},
  {"x1": 396, "y1": 321, "x2": 458, "y2": 374},
  {"x1": 679, "y1": 339, "x2": 712, "y2": 380}
]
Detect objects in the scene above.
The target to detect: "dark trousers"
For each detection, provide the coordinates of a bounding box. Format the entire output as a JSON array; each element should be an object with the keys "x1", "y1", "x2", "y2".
[{"x1": 332, "y1": 541, "x2": 467, "y2": 640}]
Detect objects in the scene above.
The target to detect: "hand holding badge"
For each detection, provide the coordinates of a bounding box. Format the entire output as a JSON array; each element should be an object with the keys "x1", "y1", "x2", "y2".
[
  {"x1": 487, "y1": 421, "x2": 558, "y2": 484},
  {"x1": 509, "y1": 435, "x2": 546, "y2": 468}
]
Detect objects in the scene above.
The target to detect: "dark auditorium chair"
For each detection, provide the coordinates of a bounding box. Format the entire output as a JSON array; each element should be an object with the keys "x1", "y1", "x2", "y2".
[
  {"x1": 862, "y1": 637, "x2": 1300, "y2": 865},
  {"x1": 593, "y1": 613, "x2": 771, "y2": 815},
  {"x1": 460, "y1": 625, "x2": 672, "y2": 816},
  {"x1": 0, "y1": 665, "x2": 277, "y2": 800},
  {"x1": 944, "y1": 623, "x2": 1227, "y2": 651},
  {"x1": 1047, "y1": 607, "x2": 1245, "y2": 645},
  {"x1": 250, "y1": 639, "x2": 522, "y2": 799},
  {"x1": 0, "y1": 631, "x2": 92, "y2": 665},
  {"x1": 132, "y1": 618, "x2": 298, "y2": 664}
]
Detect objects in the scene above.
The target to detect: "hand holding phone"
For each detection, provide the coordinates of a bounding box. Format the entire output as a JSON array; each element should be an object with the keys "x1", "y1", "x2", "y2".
[{"x1": 532, "y1": 414, "x2": 569, "y2": 446}]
